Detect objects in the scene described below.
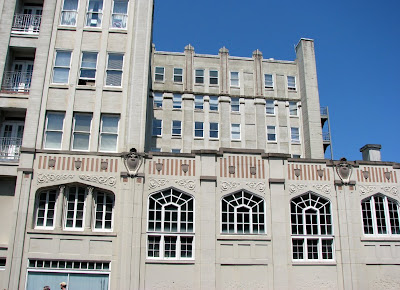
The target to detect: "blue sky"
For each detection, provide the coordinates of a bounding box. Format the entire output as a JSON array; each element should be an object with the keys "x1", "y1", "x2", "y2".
[{"x1": 153, "y1": 0, "x2": 400, "y2": 162}]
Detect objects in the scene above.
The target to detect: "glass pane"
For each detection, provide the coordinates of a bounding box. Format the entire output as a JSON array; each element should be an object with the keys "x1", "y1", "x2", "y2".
[
  {"x1": 88, "y1": 0, "x2": 103, "y2": 12},
  {"x1": 102, "y1": 116, "x2": 119, "y2": 133},
  {"x1": 108, "y1": 54, "x2": 123, "y2": 70},
  {"x1": 106, "y1": 71, "x2": 122, "y2": 86},
  {"x1": 47, "y1": 114, "x2": 64, "y2": 131},
  {"x1": 74, "y1": 115, "x2": 92, "y2": 132},
  {"x1": 100, "y1": 134, "x2": 117, "y2": 152},
  {"x1": 63, "y1": 0, "x2": 78, "y2": 10},
  {"x1": 73, "y1": 133, "x2": 90, "y2": 150},
  {"x1": 53, "y1": 68, "x2": 70, "y2": 83},
  {"x1": 55, "y1": 51, "x2": 71, "y2": 67},
  {"x1": 82, "y1": 53, "x2": 98, "y2": 68},
  {"x1": 113, "y1": 0, "x2": 128, "y2": 14},
  {"x1": 45, "y1": 132, "x2": 62, "y2": 149}
]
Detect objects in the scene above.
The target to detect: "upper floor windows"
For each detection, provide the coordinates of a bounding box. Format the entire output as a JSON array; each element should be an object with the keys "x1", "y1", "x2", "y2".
[
  {"x1": 60, "y1": 0, "x2": 79, "y2": 26},
  {"x1": 99, "y1": 115, "x2": 119, "y2": 152},
  {"x1": 209, "y1": 96, "x2": 219, "y2": 111},
  {"x1": 221, "y1": 191, "x2": 265, "y2": 234},
  {"x1": 195, "y1": 69, "x2": 204, "y2": 84},
  {"x1": 44, "y1": 112, "x2": 65, "y2": 150},
  {"x1": 266, "y1": 100, "x2": 275, "y2": 115},
  {"x1": 264, "y1": 74, "x2": 273, "y2": 88},
  {"x1": 53, "y1": 51, "x2": 72, "y2": 84},
  {"x1": 72, "y1": 113, "x2": 92, "y2": 151},
  {"x1": 230, "y1": 71, "x2": 239, "y2": 87},
  {"x1": 153, "y1": 93, "x2": 163, "y2": 108},
  {"x1": 172, "y1": 120, "x2": 182, "y2": 137},
  {"x1": 291, "y1": 192, "x2": 334, "y2": 261},
  {"x1": 78, "y1": 52, "x2": 98, "y2": 86},
  {"x1": 210, "y1": 70, "x2": 218, "y2": 85},
  {"x1": 152, "y1": 119, "x2": 162, "y2": 136},
  {"x1": 287, "y1": 76, "x2": 296, "y2": 90},
  {"x1": 36, "y1": 189, "x2": 57, "y2": 229},
  {"x1": 289, "y1": 101, "x2": 298, "y2": 116},
  {"x1": 210, "y1": 122, "x2": 219, "y2": 139},
  {"x1": 154, "y1": 67, "x2": 164, "y2": 82},
  {"x1": 65, "y1": 186, "x2": 86, "y2": 230},
  {"x1": 111, "y1": 0, "x2": 129, "y2": 29},
  {"x1": 291, "y1": 127, "x2": 300, "y2": 143},
  {"x1": 194, "y1": 95, "x2": 204, "y2": 110},
  {"x1": 267, "y1": 125, "x2": 276, "y2": 142},
  {"x1": 231, "y1": 124, "x2": 240, "y2": 140},
  {"x1": 94, "y1": 191, "x2": 114, "y2": 231},
  {"x1": 86, "y1": 0, "x2": 104, "y2": 28},
  {"x1": 105, "y1": 53, "x2": 124, "y2": 87},
  {"x1": 231, "y1": 97, "x2": 240, "y2": 112},
  {"x1": 173, "y1": 68, "x2": 183, "y2": 83},
  {"x1": 362, "y1": 194, "x2": 400, "y2": 236},
  {"x1": 173, "y1": 94, "x2": 182, "y2": 109},
  {"x1": 194, "y1": 122, "x2": 204, "y2": 138}
]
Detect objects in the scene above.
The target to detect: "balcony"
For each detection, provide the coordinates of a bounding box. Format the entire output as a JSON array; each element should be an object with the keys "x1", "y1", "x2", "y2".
[
  {"x1": 11, "y1": 14, "x2": 42, "y2": 34},
  {"x1": 320, "y1": 106, "x2": 328, "y2": 117},
  {"x1": 0, "y1": 137, "x2": 22, "y2": 162},
  {"x1": 322, "y1": 132, "x2": 331, "y2": 142},
  {"x1": 1, "y1": 71, "x2": 32, "y2": 94}
]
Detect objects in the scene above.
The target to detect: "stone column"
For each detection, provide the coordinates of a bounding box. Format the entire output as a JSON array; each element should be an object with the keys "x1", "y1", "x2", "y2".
[
  {"x1": 184, "y1": 44, "x2": 194, "y2": 93},
  {"x1": 218, "y1": 47, "x2": 229, "y2": 95},
  {"x1": 55, "y1": 185, "x2": 65, "y2": 230},
  {"x1": 85, "y1": 186, "x2": 94, "y2": 230}
]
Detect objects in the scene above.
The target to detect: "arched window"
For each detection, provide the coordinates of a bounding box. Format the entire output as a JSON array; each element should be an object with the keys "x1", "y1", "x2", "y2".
[
  {"x1": 221, "y1": 190, "x2": 265, "y2": 234},
  {"x1": 147, "y1": 188, "x2": 194, "y2": 260},
  {"x1": 361, "y1": 194, "x2": 400, "y2": 235},
  {"x1": 291, "y1": 192, "x2": 334, "y2": 261}
]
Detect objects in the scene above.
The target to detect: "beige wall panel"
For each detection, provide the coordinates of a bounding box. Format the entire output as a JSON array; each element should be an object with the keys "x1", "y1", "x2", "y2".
[
  {"x1": 360, "y1": 265, "x2": 400, "y2": 290},
  {"x1": 0, "y1": 195, "x2": 14, "y2": 244},
  {"x1": 144, "y1": 264, "x2": 196, "y2": 289},
  {"x1": 217, "y1": 265, "x2": 269, "y2": 289},
  {"x1": 55, "y1": 30, "x2": 76, "y2": 49},
  {"x1": 73, "y1": 90, "x2": 96, "y2": 112},
  {"x1": 107, "y1": 33, "x2": 127, "y2": 52},
  {"x1": 101, "y1": 91, "x2": 123, "y2": 113},
  {"x1": 29, "y1": 238, "x2": 56, "y2": 253},
  {"x1": 81, "y1": 32, "x2": 102, "y2": 51},
  {"x1": 60, "y1": 239, "x2": 85, "y2": 254},
  {"x1": 289, "y1": 266, "x2": 338, "y2": 289},
  {"x1": 46, "y1": 88, "x2": 69, "y2": 110},
  {"x1": 89, "y1": 240, "x2": 112, "y2": 256}
]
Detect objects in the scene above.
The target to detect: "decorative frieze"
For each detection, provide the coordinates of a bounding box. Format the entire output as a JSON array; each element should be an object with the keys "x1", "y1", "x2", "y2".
[
  {"x1": 221, "y1": 181, "x2": 240, "y2": 191},
  {"x1": 359, "y1": 185, "x2": 376, "y2": 196},
  {"x1": 175, "y1": 179, "x2": 196, "y2": 191},
  {"x1": 246, "y1": 182, "x2": 266, "y2": 193},
  {"x1": 149, "y1": 178, "x2": 169, "y2": 189},
  {"x1": 381, "y1": 186, "x2": 398, "y2": 196},
  {"x1": 78, "y1": 175, "x2": 117, "y2": 187},
  {"x1": 288, "y1": 184, "x2": 308, "y2": 194},
  {"x1": 312, "y1": 184, "x2": 331, "y2": 195},
  {"x1": 37, "y1": 173, "x2": 74, "y2": 184}
]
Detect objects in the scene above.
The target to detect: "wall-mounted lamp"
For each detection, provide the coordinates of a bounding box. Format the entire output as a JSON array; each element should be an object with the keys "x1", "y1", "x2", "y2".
[
  {"x1": 250, "y1": 167, "x2": 256, "y2": 175},
  {"x1": 229, "y1": 166, "x2": 235, "y2": 174},
  {"x1": 362, "y1": 170, "x2": 370, "y2": 180},
  {"x1": 182, "y1": 164, "x2": 189, "y2": 173},
  {"x1": 156, "y1": 163, "x2": 163, "y2": 172},
  {"x1": 48, "y1": 158, "x2": 56, "y2": 168},
  {"x1": 101, "y1": 161, "x2": 108, "y2": 170},
  {"x1": 294, "y1": 168, "x2": 301, "y2": 177},
  {"x1": 317, "y1": 169, "x2": 324, "y2": 178},
  {"x1": 74, "y1": 160, "x2": 82, "y2": 169},
  {"x1": 384, "y1": 171, "x2": 391, "y2": 181}
]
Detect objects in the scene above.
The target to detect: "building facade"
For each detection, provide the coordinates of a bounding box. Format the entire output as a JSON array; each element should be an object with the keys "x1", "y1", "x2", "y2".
[{"x1": 0, "y1": 0, "x2": 399, "y2": 289}]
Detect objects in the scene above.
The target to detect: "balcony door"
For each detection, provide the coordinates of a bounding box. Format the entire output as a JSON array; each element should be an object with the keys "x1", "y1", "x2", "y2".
[
  {"x1": 10, "y1": 61, "x2": 33, "y2": 92},
  {"x1": 22, "y1": 6, "x2": 42, "y2": 33},
  {"x1": 0, "y1": 122, "x2": 24, "y2": 160}
]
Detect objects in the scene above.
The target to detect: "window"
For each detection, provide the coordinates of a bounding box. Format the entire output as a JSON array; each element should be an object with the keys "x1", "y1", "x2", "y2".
[
  {"x1": 173, "y1": 68, "x2": 183, "y2": 83},
  {"x1": 93, "y1": 191, "x2": 114, "y2": 231},
  {"x1": 99, "y1": 115, "x2": 119, "y2": 152},
  {"x1": 0, "y1": 258, "x2": 5, "y2": 269},
  {"x1": 361, "y1": 194, "x2": 400, "y2": 236},
  {"x1": 153, "y1": 93, "x2": 163, "y2": 108},
  {"x1": 289, "y1": 101, "x2": 298, "y2": 116},
  {"x1": 154, "y1": 67, "x2": 164, "y2": 82},
  {"x1": 291, "y1": 127, "x2": 300, "y2": 143},
  {"x1": 221, "y1": 190, "x2": 265, "y2": 234},
  {"x1": 267, "y1": 126, "x2": 276, "y2": 141},
  {"x1": 210, "y1": 70, "x2": 218, "y2": 85},
  {"x1": 266, "y1": 100, "x2": 275, "y2": 115},
  {"x1": 44, "y1": 112, "x2": 65, "y2": 149},
  {"x1": 210, "y1": 122, "x2": 218, "y2": 139},
  {"x1": 231, "y1": 124, "x2": 240, "y2": 140},
  {"x1": 264, "y1": 74, "x2": 273, "y2": 88},
  {"x1": 230, "y1": 71, "x2": 239, "y2": 87},
  {"x1": 72, "y1": 113, "x2": 92, "y2": 151},
  {"x1": 79, "y1": 52, "x2": 98, "y2": 85},
  {"x1": 86, "y1": 0, "x2": 103, "y2": 27},
  {"x1": 35, "y1": 189, "x2": 57, "y2": 229},
  {"x1": 105, "y1": 53, "x2": 123, "y2": 87},
  {"x1": 152, "y1": 119, "x2": 162, "y2": 136},
  {"x1": 231, "y1": 97, "x2": 240, "y2": 112},
  {"x1": 172, "y1": 120, "x2": 182, "y2": 137},
  {"x1": 194, "y1": 122, "x2": 203, "y2": 138},
  {"x1": 60, "y1": 0, "x2": 78, "y2": 26},
  {"x1": 171, "y1": 149, "x2": 181, "y2": 153},
  {"x1": 53, "y1": 51, "x2": 72, "y2": 84},
  {"x1": 209, "y1": 96, "x2": 218, "y2": 111},
  {"x1": 291, "y1": 192, "x2": 334, "y2": 261},
  {"x1": 151, "y1": 148, "x2": 161, "y2": 152},
  {"x1": 194, "y1": 95, "x2": 203, "y2": 110},
  {"x1": 195, "y1": 69, "x2": 204, "y2": 84},
  {"x1": 288, "y1": 76, "x2": 296, "y2": 90},
  {"x1": 173, "y1": 94, "x2": 182, "y2": 109},
  {"x1": 111, "y1": 0, "x2": 128, "y2": 29},
  {"x1": 64, "y1": 186, "x2": 86, "y2": 230},
  {"x1": 147, "y1": 188, "x2": 194, "y2": 260}
]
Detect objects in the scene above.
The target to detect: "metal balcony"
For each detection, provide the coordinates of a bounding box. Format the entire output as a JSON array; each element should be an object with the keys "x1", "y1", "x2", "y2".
[
  {"x1": 1, "y1": 71, "x2": 32, "y2": 93},
  {"x1": 11, "y1": 14, "x2": 42, "y2": 34},
  {"x1": 320, "y1": 106, "x2": 328, "y2": 117},
  {"x1": 0, "y1": 137, "x2": 22, "y2": 162},
  {"x1": 323, "y1": 132, "x2": 331, "y2": 142}
]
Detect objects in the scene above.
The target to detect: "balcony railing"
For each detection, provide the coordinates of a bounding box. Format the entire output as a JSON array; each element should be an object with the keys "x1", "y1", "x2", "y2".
[
  {"x1": 1, "y1": 71, "x2": 32, "y2": 93},
  {"x1": 323, "y1": 132, "x2": 331, "y2": 142},
  {"x1": 12, "y1": 14, "x2": 42, "y2": 34},
  {"x1": 0, "y1": 137, "x2": 22, "y2": 162},
  {"x1": 320, "y1": 107, "x2": 328, "y2": 116}
]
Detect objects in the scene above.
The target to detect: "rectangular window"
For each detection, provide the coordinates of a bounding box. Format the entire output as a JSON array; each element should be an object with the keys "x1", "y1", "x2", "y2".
[
  {"x1": 291, "y1": 127, "x2": 300, "y2": 143},
  {"x1": 195, "y1": 69, "x2": 204, "y2": 84},
  {"x1": 152, "y1": 119, "x2": 162, "y2": 136},
  {"x1": 171, "y1": 149, "x2": 181, "y2": 153},
  {"x1": 265, "y1": 74, "x2": 273, "y2": 88},
  {"x1": 93, "y1": 192, "x2": 114, "y2": 231},
  {"x1": 44, "y1": 112, "x2": 65, "y2": 149},
  {"x1": 111, "y1": 0, "x2": 128, "y2": 29},
  {"x1": 155, "y1": 66, "x2": 164, "y2": 82},
  {"x1": 210, "y1": 122, "x2": 219, "y2": 139},
  {"x1": 231, "y1": 97, "x2": 240, "y2": 112},
  {"x1": 148, "y1": 236, "x2": 161, "y2": 257},
  {"x1": 267, "y1": 126, "x2": 276, "y2": 141},
  {"x1": 151, "y1": 148, "x2": 161, "y2": 152},
  {"x1": 230, "y1": 71, "x2": 239, "y2": 87},
  {"x1": 172, "y1": 120, "x2": 182, "y2": 136},
  {"x1": 53, "y1": 51, "x2": 72, "y2": 84},
  {"x1": 173, "y1": 94, "x2": 182, "y2": 109},
  {"x1": 79, "y1": 52, "x2": 98, "y2": 85},
  {"x1": 231, "y1": 124, "x2": 240, "y2": 140},
  {"x1": 0, "y1": 258, "x2": 5, "y2": 268},
  {"x1": 173, "y1": 68, "x2": 183, "y2": 83},
  {"x1": 210, "y1": 96, "x2": 218, "y2": 111},
  {"x1": 60, "y1": 0, "x2": 78, "y2": 26},
  {"x1": 86, "y1": 0, "x2": 103, "y2": 27},
  {"x1": 210, "y1": 70, "x2": 218, "y2": 85},
  {"x1": 105, "y1": 53, "x2": 123, "y2": 87},
  {"x1": 99, "y1": 115, "x2": 119, "y2": 152},
  {"x1": 72, "y1": 113, "x2": 92, "y2": 151},
  {"x1": 194, "y1": 122, "x2": 203, "y2": 138},
  {"x1": 36, "y1": 190, "x2": 57, "y2": 229},
  {"x1": 64, "y1": 186, "x2": 86, "y2": 230},
  {"x1": 153, "y1": 92, "x2": 163, "y2": 108},
  {"x1": 289, "y1": 101, "x2": 298, "y2": 116},
  {"x1": 194, "y1": 95, "x2": 204, "y2": 110},
  {"x1": 266, "y1": 100, "x2": 275, "y2": 114},
  {"x1": 288, "y1": 76, "x2": 296, "y2": 90}
]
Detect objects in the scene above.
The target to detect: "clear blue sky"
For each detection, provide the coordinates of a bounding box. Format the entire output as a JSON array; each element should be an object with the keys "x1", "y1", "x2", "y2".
[{"x1": 153, "y1": 0, "x2": 400, "y2": 162}]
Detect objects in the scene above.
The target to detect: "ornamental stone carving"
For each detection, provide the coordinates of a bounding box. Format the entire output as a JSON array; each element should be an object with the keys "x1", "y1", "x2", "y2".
[
  {"x1": 37, "y1": 173, "x2": 74, "y2": 184},
  {"x1": 221, "y1": 181, "x2": 240, "y2": 191},
  {"x1": 79, "y1": 175, "x2": 117, "y2": 187},
  {"x1": 359, "y1": 185, "x2": 376, "y2": 196},
  {"x1": 312, "y1": 184, "x2": 331, "y2": 195},
  {"x1": 381, "y1": 186, "x2": 398, "y2": 196},
  {"x1": 175, "y1": 179, "x2": 196, "y2": 191},
  {"x1": 149, "y1": 178, "x2": 169, "y2": 189},
  {"x1": 246, "y1": 182, "x2": 266, "y2": 193},
  {"x1": 288, "y1": 184, "x2": 308, "y2": 194}
]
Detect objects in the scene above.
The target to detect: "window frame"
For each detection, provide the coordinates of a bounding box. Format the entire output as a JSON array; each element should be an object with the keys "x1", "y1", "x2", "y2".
[
  {"x1": 209, "y1": 96, "x2": 219, "y2": 111},
  {"x1": 64, "y1": 186, "x2": 87, "y2": 231},
  {"x1": 231, "y1": 97, "x2": 240, "y2": 112},
  {"x1": 230, "y1": 71, "x2": 240, "y2": 87},
  {"x1": 195, "y1": 69, "x2": 204, "y2": 84},
  {"x1": 173, "y1": 68, "x2": 183, "y2": 83},
  {"x1": 289, "y1": 101, "x2": 298, "y2": 116},
  {"x1": 43, "y1": 112, "x2": 65, "y2": 150},
  {"x1": 288, "y1": 76, "x2": 296, "y2": 90},
  {"x1": 209, "y1": 122, "x2": 219, "y2": 139},
  {"x1": 152, "y1": 119, "x2": 162, "y2": 137},
  {"x1": 110, "y1": 0, "x2": 129, "y2": 29},
  {"x1": 93, "y1": 191, "x2": 114, "y2": 232},
  {"x1": 153, "y1": 92, "x2": 163, "y2": 108},
  {"x1": 231, "y1": 123, "x2": 241, "y2": 141},
  {"x1": 99, "y1": 114, "x2": 119, "y2": 153},
  {"x1": 264, "y1": 74, "x2": 273, "y2": 88},
  {"x1": 194, "y1": 95, "x2": 204, "y2": 110},
  {"x1": 60, "y1": 0, "x2": 79, "y2": 27},
  {"x1": 209, "y1": 70, "x2": 218, "y2": 85},
  {"x1": 78, "y1": 51, "x2": 98, "y2": 85},
  {"x1": 171, "y1": 120, "x2": 182, "y2": 137},
  {"x1": 291, "y1": 127, "x2": 300, "y2": 143},
  {"x1": 266, "y1": 100, "x2": 275, "y2": 115},
  {"x1": 35, "y1": 189, "x2": 58, "y2": 230},
  {"x1": 194, "y1": 121, "x2": 204, "y2": 138},
  {"x1": 71, "y1": 113, "x2": 93, "y2": 151},
  {"x1": 154, "y1": 66, "x2": 165, "y2": 82},
  {"x1": 52, "y1": 50, "x2": 72, "y2": 84},
  {"x1": 105, "y1": 53, "x2": 124, "y2": 87},
  {"x1": 267, "y1": 125, "x2": 276, "y2": 142},
  {"x1": 85, "y1": 0, "x2": 104, "y2": 28},
  {"x1": 173, "y1": 94, "x2": 182, "y2": 109}
]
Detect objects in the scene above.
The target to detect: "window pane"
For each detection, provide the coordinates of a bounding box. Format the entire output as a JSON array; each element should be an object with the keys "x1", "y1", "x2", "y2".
[
  {"x1": 73, "y1": 134, "x2": 90, "y2": 150},
  {"x1": 108, "y1": 54, "x2": 123, "y2": 70},
  {"x1": 45, "y1": 132, "x2": 63, "y2": 149},
  {"x1": 82, "y1": 53, "x2": 97, "y2": 69},
  {"x1": 106, "y1": 71, "x2": 122, "y2": 86},
  {"x1": 53, "y1": 68, "x2": 70, "y2": 84},
  {"x1": 47, "y1": 114, "x2": 64, "y2": 131},
  {"x1": 102, "y1": 116, "x2": 119, "y2": 133},
  {"x1": 55, "y1": 51, "x2": 71, "y2": 67},
  {"x1": 74, "y1": 115, "x2": 92, "y2": 132},
  {"x1": 100, "y1": 134, "x2": 117, "y2": 151}
]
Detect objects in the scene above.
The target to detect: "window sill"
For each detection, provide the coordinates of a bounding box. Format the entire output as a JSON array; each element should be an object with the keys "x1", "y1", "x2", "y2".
[
  {"x1": 83, "y1": 27, "x2": 102, "y2": 32},
  {"x1": 292, "y1": 262, "x2": 336, "y2": 266},
  {"x1": 267, "y1": 141, "x2": 278, "y2": 144},
  {"x1": 289, "y1": 115, "x2": 299, "y2": 118},
  {"x1": 194, "y1": 83, "x2": 205, "y2": 86},
  {"x1": 173, "y1": 82, "x2": 183, "y2": 85},
  {"x1": 49, "y1": 84, "x2": 69, "y2": 89},
  {"x1": 10, "y1": 33, "x2": 39, "y2": 39},
  {"x1": 264, "y1": 87, "x2": 274, "y2": 90},
  {"x1": 154, "y1": 80, "x2": 165, "y2": 84},
  {"x1": 361, "y1": 237, "x2": 400, "y2": 242},
  {"x1": 231, "y1": 139, "x2": 241, "y2": 142},
  {"x1": 194, "y1": 137, "x2": 204, "y2": 140},
  {"x1": 171, "y1": 136, "x2": 182, "y2": 139},
  {"x1": 103, "y1": 86, "x2": 123, "y2": 92},
  {"x1": 27, "y1": 229, "x2": 117, "y2": 237},
  {"x1": 231, "y1": 111, "x2": 240, "y2": 114},
  {"x1": 76, "y1": 85, "x2": 96, "y2": 91},
  {"x1": 218, "y1": 235, "x2": 271, "y2": 241},
  {"x1": 57, "y1": 26, "x2": 77, "y2": 31},
  {"x1": 109, "y1": 28, "x2": 128, "y2": 34},
  {"x1": 172, "y1": 108, "x2": 182, "y2": 111},
  {"x1": 291, "y1": 141, "x2": 301, "y2": 144},
  {"x1": 145, "y1": 259, "x2": 195, "y2": 265},
  {"x1": 209, "y1": 110, "x2": 219, "y2": 113}
]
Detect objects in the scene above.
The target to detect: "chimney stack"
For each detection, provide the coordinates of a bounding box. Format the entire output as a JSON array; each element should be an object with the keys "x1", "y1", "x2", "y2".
[{"x1": 360, "y1": 144, "x2": 382, "y2": 161}]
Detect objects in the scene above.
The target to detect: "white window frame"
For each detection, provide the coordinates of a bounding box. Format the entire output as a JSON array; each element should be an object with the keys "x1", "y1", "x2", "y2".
[
  {"x1": 209, "y1": 122, "x2": 219, "y2": 139},
  {"x1": 195, "y1": 69, "x2": 204, "y2": 84},
  {"x1": 194, "y1": 122, "x2": 204, "y2": 138},
  {"x1": 209, "y1": 96, "x2": 219, "y2": 111},
  {"x1": 60, "y1": 0, "x2": 79, "y2": 26},
  {"x1": 209, "y1": 70, "x2": 218, "y2": 85},
  {"x1": 171, "y1": 149, "x2": 181, "y2": 153},
  {"x1": 289, "y1": 101, "x2": 298, "y2": 116},
  {"x1": 93, "y1": 191, "x2": 114, "y2": 232},
  {"x1": 153, "y1": 93, "x2": 163, "y2": 108},
  {"x1": 151, "y1": 148, "x2": 161, "y2": 152},
  {"x1": 35, "y1": 189, "x2": 58, "y2": 230},
  {"x1": 230, "y1": 71, "x2": 240, "y2": 87},
  {"x1": 52, "y1": 50, "x2": 72, "y2": 84},
  {"x1": 291, "y1": 127, "x2": 300, "y2": 143},
  {"x1": 111, "y1": 0, "x2": 129, "y2": 29},
  {"x1": 105, "y1": 53, "x2": 124, "y2": 87},
  {"x1": 231, "y1": 123, "x2": 241, "y2": 141},
  {"x1": 194, "y1": 95, "x2": 204, "y2": 110},
  {"x1": 266, "y1": 100, "x2": 275, "y2": 115},
  {"x1": 154, "y1": 66, "x2": 164, "y2": 82},
  {"x1": 71, "y1": 113, "x2": 92, "y2": 151},
  {"x1": 43, "y1": 112, "x2": 65, "y2": 150},
  {"x1": 173, "y1": 94, "x2": 182, "y2": 109},
  {"x1": 99, "y1": 114, "x2": 119, "y2": 152},
  {"x1": 78, "y1": 52, "x2": 98, "y2": 85},
  {"x1": 152, "y1": 119, "x2": 162, "y2": 137},
  {"x1": 264, "y1": 74, "x2": 273, "y2": 88},
  {"x1": 231, "y1": 97, "x2": 240, "y2": 112},
  {"x1": 85, "y1": 0, "x2": 104, "y2": 28},
  {"x1": 173, "y1": 68, "x2": 183, "y2": 83},
  {"x1": 288, "y1": 76, "x2": 296, "y2": 90},
  {"x1": 64, "y1": 186, "x2": 86, "y2": 231},
  {"x1": 171, "y1": 120, "x2": 182, "y2": 137},
  {"x1": 267, "y1": 125, "x2": 276, "y2": 142}
]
